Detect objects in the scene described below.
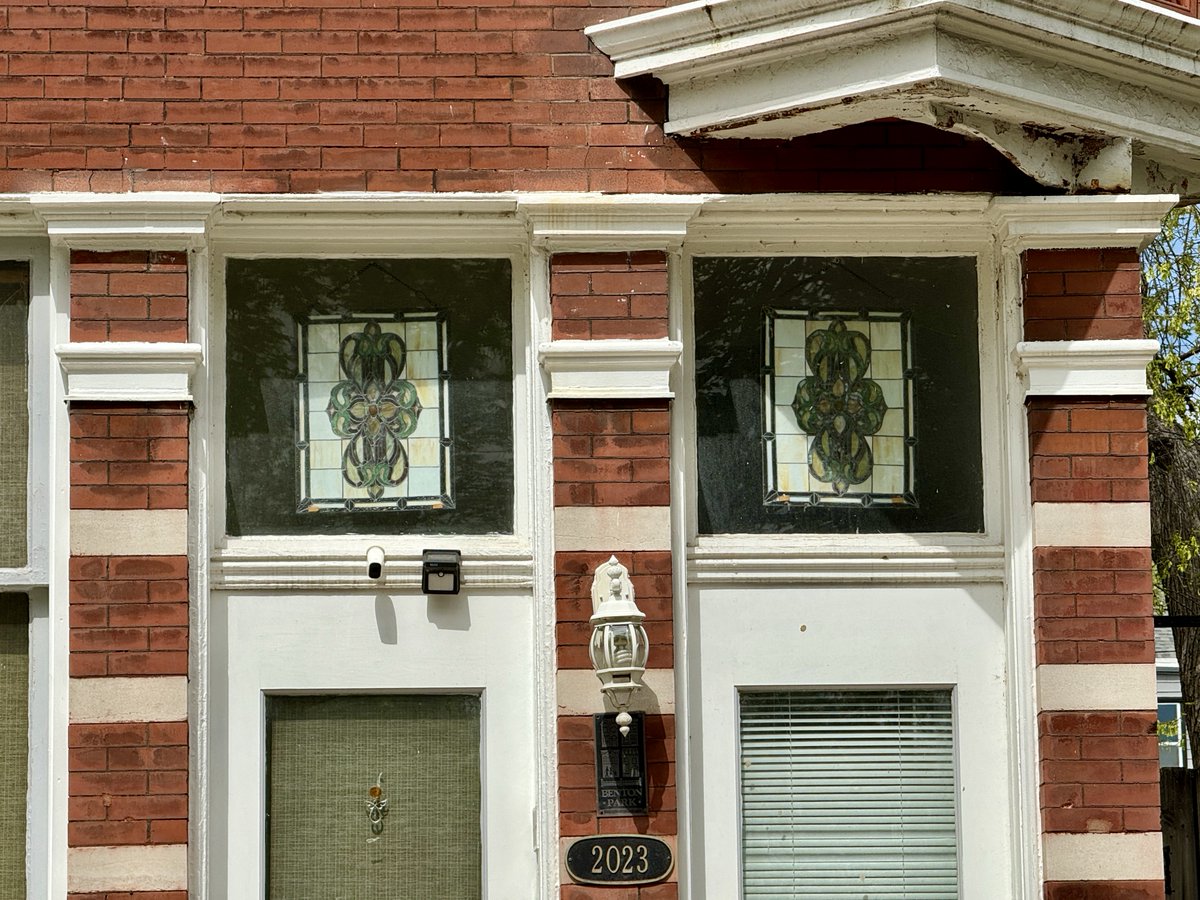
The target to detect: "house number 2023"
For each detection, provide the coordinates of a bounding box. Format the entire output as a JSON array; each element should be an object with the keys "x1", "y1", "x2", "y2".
[{"x1": 564, "y1": 835, "x2": 673, "y2": 886}]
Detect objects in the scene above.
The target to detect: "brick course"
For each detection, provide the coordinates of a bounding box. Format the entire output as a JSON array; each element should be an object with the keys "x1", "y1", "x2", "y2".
[
  {"x1": 71, "y1": 403, "x2": 190, "y2": 510},
  {"x1": 70, "y1": 250, "x2": 188, "y2": 343},
  {"x1": 552, "y1": 401, "x2": 670, "y2": 508},
  {"x1": 551, "y1": 251, "x2": 668, "y2": 340},
  {"x1": 1023, "y1": 249, "x2": 1144, "y2": 342}
]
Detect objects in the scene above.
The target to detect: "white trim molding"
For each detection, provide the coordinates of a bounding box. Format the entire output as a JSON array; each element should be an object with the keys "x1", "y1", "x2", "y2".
[
  {"x1": 57, "y1": 342, "x2": 203, "y2": 402},
  {"x1": 521, "y1": 195, "x2": 702, "y2": 251},
  {"x1": 1037, "y1": 664, "x2": 1156, "y2": 712},
  {"x1": 1042, "y1": 831, "x2": 1165, "y2": 881},
  {"x1": 210, "y1": 538, "x2": 533, "y2": 592},
  {"x1": 1032, "y1": 502, "x2": 1151, "y2": 548},
  {"x1": 1016, "y1": 339, "x2": 1159, "y2": 398},
  {"x1": 33, "y1": 192, "x2": 218, "y2": 250},
  {"x1": 539, "y1": 339, "x2": 682, "y2": 399},
  {"x1": 992, "y1": 195, "x2": 1179, "y2": 252},
  {"x1": 586, "y1": 0, "x2": 1200, "y2": 192}
]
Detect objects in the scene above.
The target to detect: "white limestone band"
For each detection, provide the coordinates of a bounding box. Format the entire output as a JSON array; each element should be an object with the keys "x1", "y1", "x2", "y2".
[
  {"x1": 557, "y1": 668, "x2": 675, "y2": 716},
  {"x1": 554, "y1": 505, "x2": 671, "y2": 552},
  {"x1": 67, "y1": 843, "x2": 188, "y2": 893},
  {"x1": 1042, "y1": 831, "x2": 1164, "y2": 882},
  {"x1": 1037, "y1": 664, "x2": 1156, "y2": 712},
  {"x1": 70, "y1": 676, "x2": 188, "y2": 724},
  {"x1": 1032, "y1": 502, "x2": 1150, "y2": 548},
  {"x1": 70, "y1": 508, "x2": 189, "y2": 557}
]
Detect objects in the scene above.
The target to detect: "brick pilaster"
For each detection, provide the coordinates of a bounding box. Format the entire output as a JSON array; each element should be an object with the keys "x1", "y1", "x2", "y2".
[
  {"x1": 1024, "y1": 249, "x2": 1164, "y2": 900},
  {"x1": 67, "y1": 251, "x2": 191, "y2": 900},
  {"x1": 550, "y1": 251, "x2": 677, "y2": 899}
]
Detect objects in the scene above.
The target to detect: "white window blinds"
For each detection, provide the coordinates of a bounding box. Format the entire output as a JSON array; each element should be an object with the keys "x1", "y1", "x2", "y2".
[{"x1": 739, "y1": 689, "x2": 958, "y2": 898}]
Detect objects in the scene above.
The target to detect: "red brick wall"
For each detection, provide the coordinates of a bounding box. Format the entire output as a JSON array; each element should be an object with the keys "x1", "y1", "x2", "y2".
[
  {"x1": 70, "y1": 251, "x2": 189, "y2": 342},
  {"x1": 552, "y1": 401, "x2": 669, "y2": 508},
  {"x1": 70, "y1": 402, "x2": 189, "y2": 511},
  {"x1": 551, "y1": 252, "x2": 669, "y2": 340},
  {"x1": 1023, "y1": 249, "x2": 1144, "y2": 341},
  {"x1": 1023, "y1": 248, "x2": 1161, "y2": 900},
  {"x1": 0, "y1": 2, "x2": 1043, "y2": 195}
]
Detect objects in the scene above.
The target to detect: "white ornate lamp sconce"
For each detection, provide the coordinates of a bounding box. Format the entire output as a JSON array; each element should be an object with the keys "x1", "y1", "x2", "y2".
[
  {"x1": 589, "y1": 555, "x2": 649, "y2": 737},
  {"x1": 366, "y1": 772, "x2": 389, "y2": 837}
]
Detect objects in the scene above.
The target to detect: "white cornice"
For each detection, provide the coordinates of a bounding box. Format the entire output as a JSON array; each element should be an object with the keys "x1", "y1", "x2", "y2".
[
  {"x1": 0, "y1": 197, "x2": 41, "y2": 237},
  {"x1": 539, "y1": 339, "x2": 683, "y2": 399},
  {"x1": 1016, "y1": 339, "x2": 1159, "y2": 398},
  {"x1": 57, "y1": 342, "x2": 202, "y2": 402},
  {"x1": 519, "y1": 195, "x2": 702, "y2": 251},
  {"x1": 991, "y1": 194, "x2": 1180, "y2": 251},
  {"x1": 33, "y1": 192, "x2": 218, "y2": 250},
  {"x1": 586, "y1": 0, "x2": 1200, "y2": 192}
]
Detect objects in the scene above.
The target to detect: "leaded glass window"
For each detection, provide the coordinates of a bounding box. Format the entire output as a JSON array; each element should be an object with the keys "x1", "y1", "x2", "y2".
[
  {"x1": 695, "y1": 256, "x2": 983, "y2": 534},
  {"x1": 765, "y1": 310, "x2": 914, "y2": 506},
  {"x1": 266, "y1": 694, "x2": 481, "y2": 899},
  {"x1": 225, "y1": 259, "x2": 513, "y2": 536},
  {"x1": 0, "y1": 263, "x2": 28, "y2": 568}
]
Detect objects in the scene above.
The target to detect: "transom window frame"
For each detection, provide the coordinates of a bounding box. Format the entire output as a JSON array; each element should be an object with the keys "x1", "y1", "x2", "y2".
[{"x1": 204, "y1": 230, "x2": 541, "y2": 587}]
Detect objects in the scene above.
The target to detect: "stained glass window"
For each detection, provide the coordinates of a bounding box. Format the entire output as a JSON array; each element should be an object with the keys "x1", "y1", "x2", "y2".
[
  {"x1": 298, "y1": 314, "x2": 450, "y2": 512},
  {"x1": 694, "y1": 256, "x2": 983, "y2": 534},
  {"x1": 765, "y1": 310, "x2": 914, "y2": 507},
  {"x1": 225, "y1": 259, "x2": 513, "y2": 536}
]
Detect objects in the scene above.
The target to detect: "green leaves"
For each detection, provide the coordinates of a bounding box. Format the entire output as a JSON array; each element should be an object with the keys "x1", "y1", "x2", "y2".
[{"x1": 1144, "y1": 206, "x2": 1200, "y2": 442}]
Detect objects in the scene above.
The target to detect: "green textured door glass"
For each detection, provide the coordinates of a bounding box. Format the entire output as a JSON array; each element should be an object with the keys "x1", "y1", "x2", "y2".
[
  {"x1": 266, "y1": 694, "x2": 481, "y2": 900},
  {"x1": 0, "y1": 595, "x2": 28, "y2": 898},
  {"x1": 694, "y1": 256, "x2": 983, "y2": 534},
  {"x1": 225, "y1": 259, "x2": 513, "y2": 535},
  {"x1": 0, "y1": 264, "x2": 29, "y2": 567}
]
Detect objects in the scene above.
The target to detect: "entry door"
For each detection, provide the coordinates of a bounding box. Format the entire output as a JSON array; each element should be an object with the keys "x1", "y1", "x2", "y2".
[
  {"x1": 688, "y1": 582, "x2": 1013, "y2": 898},
  {"x1": 209, "y1": 589, "x2": 539, "y2": 899}
]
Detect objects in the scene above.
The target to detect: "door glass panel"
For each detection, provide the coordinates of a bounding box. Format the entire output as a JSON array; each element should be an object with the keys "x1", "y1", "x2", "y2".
[
  {"x1": 266, "y1": 694, "x2": 481, "y2": 899},
  {"x1": 0, "y1": 594, "x2": 28, "y2": 897},
  {"x1": 0, "y1": 264, "x2": 29, "y2": 567}
]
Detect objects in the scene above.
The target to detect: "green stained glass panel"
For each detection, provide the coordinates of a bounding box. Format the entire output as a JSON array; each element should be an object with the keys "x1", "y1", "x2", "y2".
[
  {"x1": 266, "y1": 694, "x2": 481, "y2": 900},
  {"x1": 766, "y1": 310, "x2": 914, "y2": 507}
]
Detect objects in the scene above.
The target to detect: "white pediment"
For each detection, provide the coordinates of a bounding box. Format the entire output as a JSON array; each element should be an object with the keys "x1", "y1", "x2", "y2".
[{"x1": 587, "y1": 0, "x2": 1200, "y2": 193}]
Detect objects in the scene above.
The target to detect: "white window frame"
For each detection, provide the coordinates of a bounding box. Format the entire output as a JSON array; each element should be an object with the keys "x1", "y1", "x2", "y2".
[
  {"x1": 0, "y1": 234, "x2": 61, "y2": 900},
  {"x1": 197, "y1": 201, "x2": 556, "y2": 899}
]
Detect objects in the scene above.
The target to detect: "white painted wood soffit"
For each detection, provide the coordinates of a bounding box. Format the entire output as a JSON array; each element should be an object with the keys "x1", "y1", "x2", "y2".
[
  {"x1": 57, "y1": 341, "x2": 203, "y2": 402},
  {"x1": 1016, "y1": 338, "x2": 1159, "y2": 398},
  {"x1": 586, "y1": 0, "x2": 1200, "y2": 194}
]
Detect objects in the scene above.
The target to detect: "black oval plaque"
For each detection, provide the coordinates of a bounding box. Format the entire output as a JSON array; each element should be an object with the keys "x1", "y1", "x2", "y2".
[{"x1": 565, "y1": 835, "x2": 673, "y2": 886}]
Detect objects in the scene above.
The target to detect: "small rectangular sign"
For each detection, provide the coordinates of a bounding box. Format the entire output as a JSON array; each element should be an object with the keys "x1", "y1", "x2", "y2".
[{"x1": 594, "y1": 712, "x2": 647, "y2": 816}]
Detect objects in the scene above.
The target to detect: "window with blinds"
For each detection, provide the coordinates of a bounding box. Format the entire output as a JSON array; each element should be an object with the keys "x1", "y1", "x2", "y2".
[{"x1": 739, "y1": 689, "x2": 958, "y2": 898}]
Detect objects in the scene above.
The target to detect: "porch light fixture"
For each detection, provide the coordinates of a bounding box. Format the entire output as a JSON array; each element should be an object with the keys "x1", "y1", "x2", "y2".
[
  {"x1": 421, "y1": 549, "x2": 462, "y2": 595},
  {"x1": 589, "y1": 555, "x2": 649, "y2": 736}
]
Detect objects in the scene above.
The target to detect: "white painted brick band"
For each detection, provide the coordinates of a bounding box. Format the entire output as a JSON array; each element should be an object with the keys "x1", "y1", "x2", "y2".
[
  {"x1": 67, "y1": 843, "x2": 188, "y2": 893},
  {"x1": 556, "y1": 668, "x2": 675, "y2": 715},
  {"x1": 70, "y1": 676, "x2": 188, "y2": 724},
  {"x1": 554, "y1": 505, "x2": 671, "y2": 552},
  {"x1": 71, "y1": 508, "x2": 188, "y2": 556},
  {"x1": 1032, "y1": 502, "x2": 1150, "y2": 548},
  {"x1": 1037, "y1": 664, "x2": 1156, "y2": 712},
  {"x1": 1042, "y1": 832, "x2": 1164, "y2": 882}
]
